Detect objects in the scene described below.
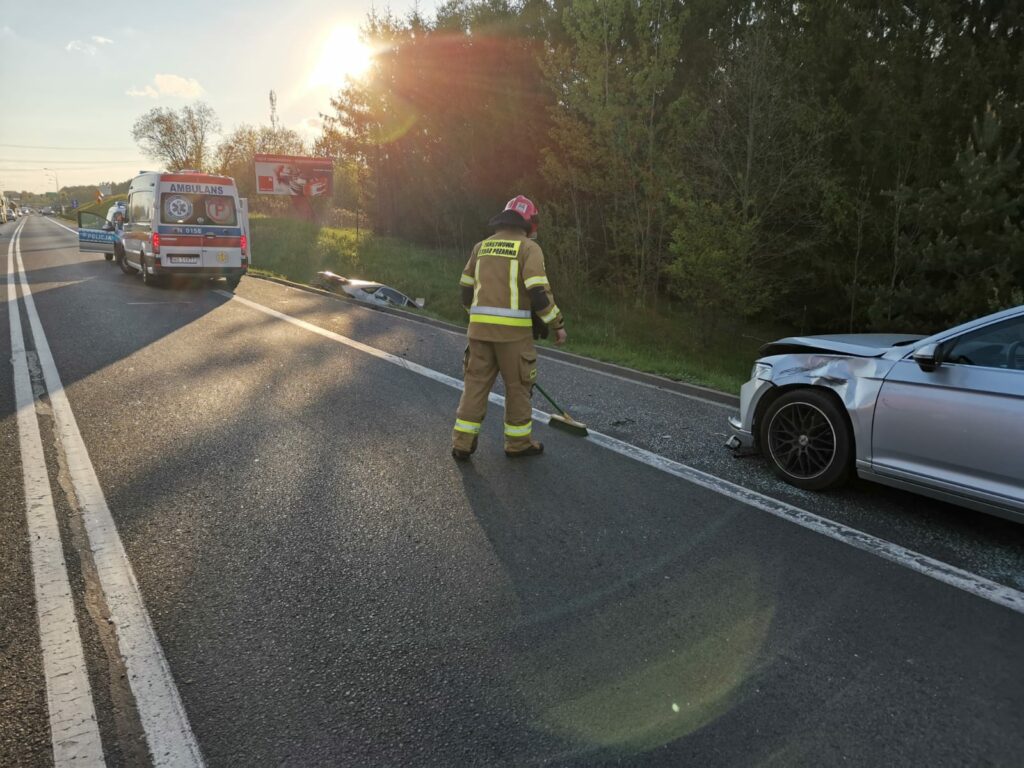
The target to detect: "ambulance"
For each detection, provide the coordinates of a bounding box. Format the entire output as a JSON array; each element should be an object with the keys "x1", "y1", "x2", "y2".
[{"x1": 81, "y1": 170, "x2": 249, "y2": 289}]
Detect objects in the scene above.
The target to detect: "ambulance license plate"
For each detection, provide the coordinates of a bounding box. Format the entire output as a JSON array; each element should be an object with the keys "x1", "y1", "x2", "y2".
[{"x1": 168, "y1": 256, "x2": 198, "y2": 264}]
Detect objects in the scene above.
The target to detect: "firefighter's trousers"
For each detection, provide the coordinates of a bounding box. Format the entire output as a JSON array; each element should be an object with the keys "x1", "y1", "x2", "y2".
[{"x1": 452, "y1": 338, "x2": 537, "y2": 453}]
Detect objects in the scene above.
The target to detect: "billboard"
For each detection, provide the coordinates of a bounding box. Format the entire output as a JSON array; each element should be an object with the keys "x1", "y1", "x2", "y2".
[{"x1": 254, "y1": 154, "x2": 334, "y2": 197}]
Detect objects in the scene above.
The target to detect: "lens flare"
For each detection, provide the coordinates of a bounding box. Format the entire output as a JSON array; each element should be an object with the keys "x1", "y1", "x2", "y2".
[{"x1": 309, "y1": 27, "x2": 374, "y2": 89}]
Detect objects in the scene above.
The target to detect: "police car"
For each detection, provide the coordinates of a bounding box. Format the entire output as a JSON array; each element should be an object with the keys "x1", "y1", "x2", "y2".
[{"x1": 77, "y1": 201, "x2": 126, "y2": 262}]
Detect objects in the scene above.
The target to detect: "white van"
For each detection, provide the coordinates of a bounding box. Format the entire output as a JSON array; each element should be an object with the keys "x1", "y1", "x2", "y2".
[{"x1": 97, "y1": 170, "x2": 249, "y2": 289}]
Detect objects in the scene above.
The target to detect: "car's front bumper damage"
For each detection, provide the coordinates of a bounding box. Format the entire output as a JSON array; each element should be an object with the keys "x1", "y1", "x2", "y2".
[{"x1": 725, "y1": 375, "x2": 774, "y2": 453}]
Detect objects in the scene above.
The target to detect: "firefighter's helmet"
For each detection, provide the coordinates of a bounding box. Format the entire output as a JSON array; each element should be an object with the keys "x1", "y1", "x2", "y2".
[{"x1": 503, "y1": 195, "x2": 540, "y2": 237}]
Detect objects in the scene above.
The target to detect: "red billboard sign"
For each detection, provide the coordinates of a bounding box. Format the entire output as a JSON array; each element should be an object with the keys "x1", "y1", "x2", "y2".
[{"x1": 254, "y1": 154, "x2": 334, "y2": 197}]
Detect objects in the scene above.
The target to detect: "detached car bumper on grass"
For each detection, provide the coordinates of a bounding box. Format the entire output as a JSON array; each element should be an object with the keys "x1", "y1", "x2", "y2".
[{"x1": 727, "y1": 308, "x2": 1024, "y2": 523}]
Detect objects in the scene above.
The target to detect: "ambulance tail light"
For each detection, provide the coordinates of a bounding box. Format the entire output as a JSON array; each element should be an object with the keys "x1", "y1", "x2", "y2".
[
  {"x1": 151, "y1": 233, "x2": 161, "y2": 254},
  {"x1": 240, "y1": 234, "x2": 248, "y2": 255}
]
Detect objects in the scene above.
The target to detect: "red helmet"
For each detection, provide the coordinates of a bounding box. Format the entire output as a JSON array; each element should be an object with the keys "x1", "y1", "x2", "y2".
[{"x1": 504, "y1": 195, "x2": 539, "y2": 236}]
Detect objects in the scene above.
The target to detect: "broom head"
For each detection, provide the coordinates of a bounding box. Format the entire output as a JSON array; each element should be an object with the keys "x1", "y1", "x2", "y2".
[{"x1": 548, "y1": 412, "x2": 589, "y2": 437}]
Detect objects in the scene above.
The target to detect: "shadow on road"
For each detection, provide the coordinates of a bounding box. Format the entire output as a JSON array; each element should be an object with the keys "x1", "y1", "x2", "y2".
[{"x1": 5, "y1": 219, "x2": 1023, "y2": 766}]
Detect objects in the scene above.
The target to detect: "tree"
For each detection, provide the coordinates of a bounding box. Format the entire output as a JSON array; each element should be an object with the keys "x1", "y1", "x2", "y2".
[
  {"x1": 318, "y1": 6, "x2": 549, "y2": 248},
  {"x1": 541, "y1": 0, "x2": 686, "y2": 301},
  {"x1": 874, "y1": 107, "x2": 1024, "y2": 331},
  {"x1": 216, "y1": 124, "x2": 306, "y2": 200},
  {"x1": 667, "y1": 25, "x2": 830, "y2": 325},
  {"x1": 311, "y1": 0, "x2": 1024, "y2": 336},
  {"x1": 131, "y1": 102, "x2": 221, "y2": 172}
]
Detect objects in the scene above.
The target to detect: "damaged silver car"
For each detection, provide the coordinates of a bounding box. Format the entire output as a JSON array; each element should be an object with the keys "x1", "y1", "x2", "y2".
[
  {"x1": 727, "y1": 305, "x2": 1024, "y2": 522},
  {"x1": 314, "y1": 271, "x2": 424, "y2": 309}
]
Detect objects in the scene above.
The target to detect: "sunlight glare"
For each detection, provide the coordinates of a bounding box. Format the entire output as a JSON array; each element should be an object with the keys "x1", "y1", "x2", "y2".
[{"x1": 309, "y1": 26, "x2": 374, "y2": 89}]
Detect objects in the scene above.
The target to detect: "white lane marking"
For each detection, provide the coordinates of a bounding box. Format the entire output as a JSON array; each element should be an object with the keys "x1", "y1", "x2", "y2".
[
  {"x1": 40, "y1": 217, "x2": 78, "y2": 235},
  {"x1": 257, "y1": 277, "x2": 735, "y2": 409},
  {"x1": 7, "y1": 220, "x2": 106, "y2": 766},
  {"x1": 523, "y1": 347, "x2": 734, "y2": 409},
  {"x1": 34, "y1": 220, "x2": 737, "y2": 410},
  {"x1": 17, "y1": 226, "x2": 205, "y2": 766},
  {"x1": 221, "y1": 290, "x2": 1024, "y2": 615}
]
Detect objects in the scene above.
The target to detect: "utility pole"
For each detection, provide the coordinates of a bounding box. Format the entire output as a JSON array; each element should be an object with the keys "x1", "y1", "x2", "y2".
[{"x1": 44, "y1": 168, "x2": 61, "y2": 213}]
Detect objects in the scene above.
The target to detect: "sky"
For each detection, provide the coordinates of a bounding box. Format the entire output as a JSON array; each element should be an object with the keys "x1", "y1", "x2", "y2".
[{"x1": 0, "y1": 0, "x2": 438, "y2": 194}]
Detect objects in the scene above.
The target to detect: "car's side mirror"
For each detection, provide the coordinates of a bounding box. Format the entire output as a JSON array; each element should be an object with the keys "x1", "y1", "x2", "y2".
[{"x1": 913, "y1": 343, "x2": 941, "y2": 372}]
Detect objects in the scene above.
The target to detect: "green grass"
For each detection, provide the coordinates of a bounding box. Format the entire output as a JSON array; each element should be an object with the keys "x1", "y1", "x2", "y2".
[{"x1": 250, "y1": 217, "x2": 773, "y2": 392}]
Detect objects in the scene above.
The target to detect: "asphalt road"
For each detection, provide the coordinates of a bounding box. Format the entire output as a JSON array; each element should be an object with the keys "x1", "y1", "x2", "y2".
[{"x1": 3, "y1": 213, "x2": 1023, "y2": 767}]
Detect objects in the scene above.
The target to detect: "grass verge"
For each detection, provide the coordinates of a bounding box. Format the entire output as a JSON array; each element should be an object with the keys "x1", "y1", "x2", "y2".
[{"x1": 250, "y1": 217, "x2": 775, "y2": 392}]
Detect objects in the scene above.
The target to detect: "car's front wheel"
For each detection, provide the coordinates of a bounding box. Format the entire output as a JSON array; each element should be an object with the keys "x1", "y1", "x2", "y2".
[{"x1": 759, "y1": 388, "x2": 852, "y2": 491}]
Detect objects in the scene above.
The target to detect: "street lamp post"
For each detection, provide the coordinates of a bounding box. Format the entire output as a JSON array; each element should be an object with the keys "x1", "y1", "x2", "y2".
[{"x1": 43, "y1": 168, "x2": 61, "y2": 214}]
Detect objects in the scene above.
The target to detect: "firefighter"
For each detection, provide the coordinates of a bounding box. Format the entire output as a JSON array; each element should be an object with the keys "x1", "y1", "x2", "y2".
[{"x1": 452, "y1": 196, "x2": 567, "y2": 460}]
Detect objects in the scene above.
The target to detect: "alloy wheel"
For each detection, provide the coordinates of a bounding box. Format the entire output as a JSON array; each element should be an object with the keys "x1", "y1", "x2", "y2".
[{"x1": 767, "y1": 402, "x2": 837, "y2": 480}]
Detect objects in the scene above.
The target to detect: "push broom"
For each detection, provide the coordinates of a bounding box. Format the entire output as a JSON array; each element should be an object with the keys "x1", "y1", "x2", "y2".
[{"x1": 534, "y1": 382, "x2": 589, "y2": 437}]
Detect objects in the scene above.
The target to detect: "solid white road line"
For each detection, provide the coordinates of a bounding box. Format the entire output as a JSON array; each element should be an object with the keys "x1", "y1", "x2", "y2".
[
  {"x1": 16, "y1": 220, "x2": 205, "y2": 766},
  {"x1": 36, "y1": 214, "x2": 733, "y2": 409},
  {"x1": 220, "y1": 290, "x2": 1024, "y2": 616},
  {"x1": 39, "y1": 216, "x2": 78, "y2": 235},
  {"x1": 265, "y1": 278, "x2": 737, "y2": 409},
  {"x1": 7, "y1": 220, "x2": 105, "y2": 765}
]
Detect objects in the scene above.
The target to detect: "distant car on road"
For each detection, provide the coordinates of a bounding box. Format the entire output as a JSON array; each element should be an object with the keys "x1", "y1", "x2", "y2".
[
  {"x1": 727, "y1": 305, "x2": 1024, "y2": 522},
  {"x1": 314, "y1": 271, "x2": 424, "y2": 309},
  {"x1": 41, "y1": 206, "x2": 53, "y2": 216}
]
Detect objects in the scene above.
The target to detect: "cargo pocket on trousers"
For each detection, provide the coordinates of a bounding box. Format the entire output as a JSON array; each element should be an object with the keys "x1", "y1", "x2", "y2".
[
  {"x1": 520, "y1": 351, "x2": 537, "y2": 388},
  {"x1": 462, "y1": 345, "x2": 471, "y2": 376}
]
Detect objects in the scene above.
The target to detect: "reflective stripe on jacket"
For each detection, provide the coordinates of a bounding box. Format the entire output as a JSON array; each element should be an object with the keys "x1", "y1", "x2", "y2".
[{"x1": 459, "y1": 229, "x2": 563, "y2": 342}]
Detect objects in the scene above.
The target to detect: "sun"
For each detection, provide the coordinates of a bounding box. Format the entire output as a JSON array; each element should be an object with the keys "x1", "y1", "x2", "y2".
[{"x1": 309, "y1": 27, "x2": 374, "y2": 89}]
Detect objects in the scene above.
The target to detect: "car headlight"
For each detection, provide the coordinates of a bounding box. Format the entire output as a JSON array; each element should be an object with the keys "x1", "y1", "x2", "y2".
[{"x1": 751, "y1": 362, "x2": 772, "y2": 381}]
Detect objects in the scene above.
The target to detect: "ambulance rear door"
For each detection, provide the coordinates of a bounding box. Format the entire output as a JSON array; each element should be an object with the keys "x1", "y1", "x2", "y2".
[
  {"x1": 197, "y1": 192, "x2": 243, "y2": 269},
  {"x1": 158, "y1": 187, "x2": 243, "y2": 269}
]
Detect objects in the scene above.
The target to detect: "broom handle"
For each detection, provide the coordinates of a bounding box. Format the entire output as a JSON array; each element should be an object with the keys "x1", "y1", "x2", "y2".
[{"x1": 533, "y1": 382, "x2": 568, "y2": 416}]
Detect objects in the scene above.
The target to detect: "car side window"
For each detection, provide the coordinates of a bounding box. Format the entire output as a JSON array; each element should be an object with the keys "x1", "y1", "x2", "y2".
[
  {"x1": 78, "y1": 211, "x2": 107, "y2": 230},
  {"x1": 128, "y1": 191, "x2": 154, "y2": 224},
  {"x1": 943, "y1": 316, "x2": 1024, "y2": 370}
]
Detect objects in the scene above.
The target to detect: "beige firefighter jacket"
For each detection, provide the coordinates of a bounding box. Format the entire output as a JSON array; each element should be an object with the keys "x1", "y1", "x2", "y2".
[{"x1": 459, "y1": 229, "x2": 564, "y2": 342}]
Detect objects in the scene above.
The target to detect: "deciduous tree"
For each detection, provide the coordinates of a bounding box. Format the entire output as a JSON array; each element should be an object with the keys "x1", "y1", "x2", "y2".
[{"x1": 131, "y1": 102, "x2": 221, "y2": 172}]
